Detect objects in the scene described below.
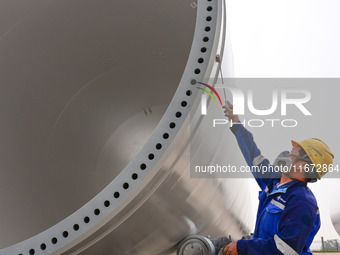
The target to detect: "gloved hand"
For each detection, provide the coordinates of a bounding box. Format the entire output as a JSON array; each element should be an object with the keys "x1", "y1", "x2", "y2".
[
  {"x1": 222, "y1": 101, "x2": 239, "y2": 123},
  {"x1": 210, "y1": 236, "x2": 232, "y2": 254},
  {"x1": 223, "y1": 242, "x2": 238, "y2": 255}
]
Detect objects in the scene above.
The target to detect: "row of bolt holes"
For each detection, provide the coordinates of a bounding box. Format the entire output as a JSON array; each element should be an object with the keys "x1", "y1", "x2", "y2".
[
  {"x1": 20, "y1": 4, "x2": 213, "y2": 255},
  {"x1": 22, "y1": 128, "x2": 174, "y2": 255},
  {"x1": 21, "y1": 107, "x2": 182, "y2": 255}
]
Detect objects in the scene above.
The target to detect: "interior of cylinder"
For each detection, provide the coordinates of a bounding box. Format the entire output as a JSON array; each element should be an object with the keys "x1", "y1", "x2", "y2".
[{"x1": 0, "y1": 0, "x2": 196, "y2": 248}]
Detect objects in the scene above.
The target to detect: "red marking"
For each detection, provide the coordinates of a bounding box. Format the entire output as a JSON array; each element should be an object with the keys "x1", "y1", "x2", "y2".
[{"x1": 197, "y1": 82, "x2": 222, "y2": 106}]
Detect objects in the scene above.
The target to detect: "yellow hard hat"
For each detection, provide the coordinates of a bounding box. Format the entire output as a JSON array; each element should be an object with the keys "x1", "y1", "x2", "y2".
[{"x1": 291, "y1": 138, "x2": 334, "y2": 180}]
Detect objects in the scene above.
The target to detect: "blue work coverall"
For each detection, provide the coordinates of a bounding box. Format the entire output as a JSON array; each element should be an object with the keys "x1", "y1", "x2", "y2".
[{"x1": 230, "y1": 123, "x2": 320, "y2": 255}]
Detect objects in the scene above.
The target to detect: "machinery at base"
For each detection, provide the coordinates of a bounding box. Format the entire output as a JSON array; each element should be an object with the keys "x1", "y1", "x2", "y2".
[
  {"x1": 177, "y1": 235, "x2": 216, "y2": 255},
  {"x1": 177, "y1": 235, "x2": 234, "y2": 255}
]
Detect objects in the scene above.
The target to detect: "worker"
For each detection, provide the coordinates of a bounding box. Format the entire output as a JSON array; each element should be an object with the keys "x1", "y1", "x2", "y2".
[{"x1": 219, "y1": 101, "x2": 334, "y2": 255}]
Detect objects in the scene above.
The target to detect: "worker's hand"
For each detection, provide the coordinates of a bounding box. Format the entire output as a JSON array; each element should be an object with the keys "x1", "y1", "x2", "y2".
[
  {"x1": 222, "y1": 101, "x2": 240, "y2": 123},
  {"x1": 223, "y1": 241, "x2": 238, "y2": 255}
]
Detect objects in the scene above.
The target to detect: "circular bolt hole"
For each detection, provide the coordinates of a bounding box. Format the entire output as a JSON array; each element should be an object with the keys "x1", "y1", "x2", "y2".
[
  {"x1": 40, "y1": 244, "x2": 46, "y2": 250},
  {"x1": 203, "y1": 37, "x2": 209, "y2": 42},
  {"x1": 176, "y1": 112, "x2": 182, "y2": 118},
  {"x1": 181, "y1": 101, "x2": 188, "y2": 107},
  {"x1": 198, "y1": 58, "x2": 204, "y2": 63},
  {"x1": 84, "y1": 216, "x2": 90, "y2": 224},
  {"x1": 123, "y1": 183, "x2": 129, "y2": 189},
  {"x1": 51, "y1": 238, "x2": 57, "y2": 245},
  {"x1": 156, "y1": 143, "x2": 162, "y2": 150},
  {"x1": 104, "y1": 200, "x2": 110, "y2": 207},
  {"x1": 114, "y1": 192, "x2": 120, "y2": 198},
  {"x1": 186, "y1": 90, "x2": 192, "y2": 96},
  {"x1": 132, "y1": 173, "x2": 138, "y2": 180},
  {"x1": 29, "y1": 249, "x2": 35, "y2": 255},
  {"x1": 63, "y1": 231, "x2": 69, "y2": 238},
  {"x1": 73, "y1": 224, "x2": 79, "y2": 231},
  {"x1": 207, "y1": 6, "x2": 213, "y2": 11},
  {"x1": 140, "y1": 163, "x2": 146, "y2": 170},
  {"x1": 201, "y1": 47, "x2": 207, "y2": 53},
  {"x1": 194, "y1": 68, "x2": 200, "y2": 74},
  {"x1": 163, "y1": 133, "x2": 169, "y2": 139},
  {"x1": 191, "y1": 79, "x2": 197, "y2": 85},
  {"x1": 206, "y1": 16, "x2": 212, "y2": 21},
  {"x1": 169, "y1": 122, "x2": 176, "y2": 129},
  {"x1": 148, "y1": 154, "x2": 154, "y2": 160},
  {"x1": 94, "y1": 209, "x2": 100, "y2": 215},
  {"x1": 205, "y1": 26, "x2": 211, "y2": 32}
]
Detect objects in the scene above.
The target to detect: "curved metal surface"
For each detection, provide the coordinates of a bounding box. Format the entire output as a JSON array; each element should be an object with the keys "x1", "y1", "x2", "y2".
[
  {"x1": 0, "y1": 0, "x2": 252, "y2": 254},
  {"x1": 331, "y1": 189, "x2": 340, "y2": 236}
]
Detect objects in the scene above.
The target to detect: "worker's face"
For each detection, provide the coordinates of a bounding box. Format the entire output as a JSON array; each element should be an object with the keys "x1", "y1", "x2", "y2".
[
  {"x1": 288, "y1": 146, "x2": 307, "y2": 174},
  {"x1": 289, "y1": 146, "x2": 301, "y2": 161}
]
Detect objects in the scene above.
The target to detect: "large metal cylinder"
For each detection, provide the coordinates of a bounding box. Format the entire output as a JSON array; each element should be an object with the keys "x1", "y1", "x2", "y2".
[
  {"x1": 331, "y1": 189, "x2": 340, "y2": 236},
  {"x1": 0, "y1": 1, "x2": 252, "y2": 254}
]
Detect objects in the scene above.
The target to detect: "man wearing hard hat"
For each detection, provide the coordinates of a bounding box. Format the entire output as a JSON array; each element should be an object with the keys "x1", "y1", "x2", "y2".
[{"x1": 220, "y1": 102, "x2": 334, "y2": 255}]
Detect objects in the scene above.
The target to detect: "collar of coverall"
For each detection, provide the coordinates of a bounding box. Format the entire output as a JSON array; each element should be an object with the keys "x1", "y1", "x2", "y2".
[{"x1": 269, "y1": 179, "x2": 306, "y2": 196}]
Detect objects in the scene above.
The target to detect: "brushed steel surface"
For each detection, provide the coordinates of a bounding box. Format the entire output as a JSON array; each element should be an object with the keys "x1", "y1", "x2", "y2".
[
  {"x1": 0, "y1": 0, "x2": 194, "y2": 248},
  {"x1": 331, "y1": 189, "x2": 340, "y2": 236}
]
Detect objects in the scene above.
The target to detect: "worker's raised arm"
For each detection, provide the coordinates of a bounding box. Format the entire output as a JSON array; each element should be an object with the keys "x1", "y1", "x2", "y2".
[{"x1": 223, "y1": 102, "x2": 280, "y2": 190}]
